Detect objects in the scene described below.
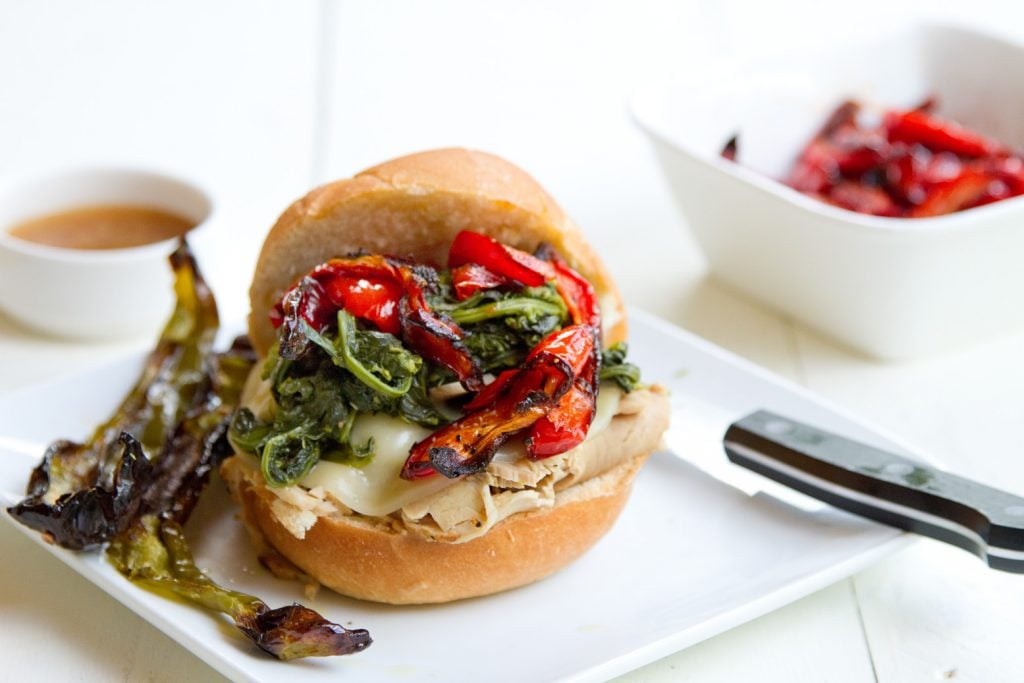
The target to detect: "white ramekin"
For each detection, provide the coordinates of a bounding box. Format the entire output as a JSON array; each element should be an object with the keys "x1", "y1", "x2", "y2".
[{"x1": 0, "y1": 167, "x2": 212, "y2": 339}]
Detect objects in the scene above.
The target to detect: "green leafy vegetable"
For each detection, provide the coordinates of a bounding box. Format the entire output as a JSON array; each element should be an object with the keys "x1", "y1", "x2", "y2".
[
  {"x1": 599, "y1": 342, "x2": 642, "y2": 393},
  {"x1": 433, "y1": 284, "x2": 568, "y2": 373},
  {"x1": 302, "y1": 310, "x2": 421, "y2": 398},
  {"x1": 230, "y1": 312, "x2": 445, "y2": 487},
  {"x1": 260, "y1": 425, "x2": 321, "y2": 486}
]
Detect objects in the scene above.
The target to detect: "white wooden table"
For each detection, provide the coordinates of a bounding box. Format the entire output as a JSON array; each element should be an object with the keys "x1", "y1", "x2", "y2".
[{"x1": 2, "y1": 2, "x2": 1023, "y2": 681}]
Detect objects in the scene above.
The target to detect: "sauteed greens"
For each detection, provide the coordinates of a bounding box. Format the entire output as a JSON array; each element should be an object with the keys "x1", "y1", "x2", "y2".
[
  {"x1": 7, "y1": 243, "x2": 371, "y2": 660},
  {"x1": 230, "y1": 280, "x2": 578, "y2": 487},
  {"x1": 599, "y1": 342, "x2": 641, "y2": 393}
]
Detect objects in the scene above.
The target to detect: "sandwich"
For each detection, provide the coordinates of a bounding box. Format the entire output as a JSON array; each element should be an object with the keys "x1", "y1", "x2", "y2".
[{"x1": 222, "y1": 148, "x2": 671, "y2": 604}]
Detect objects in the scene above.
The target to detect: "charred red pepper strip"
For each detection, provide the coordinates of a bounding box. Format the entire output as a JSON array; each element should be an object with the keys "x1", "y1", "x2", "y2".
[
  {"x1": 988, "y1": 156, "x2": 1024, "y2": 195},
  {"x1": 787, "y1": 140, "x2": 839, "y2": 194},
  {"x1": 720, "y1": 135, "x2": 738, "y2": 161},
  {"x1": 536, "y1": 245, "x2": 601, "y2": 330},
  {"x1": 460, "y1": 314, "x2": 598, "y2": 415},
  {"x1": 322, "y1": 275, "x2": 404, "y2": 336},
  {"x1": 909, "y1": 168, "x2": 991, "y2": 218},
  {"x1": 401, "y1": 360, "x2": 569, "y2": 480},
  {"x1": 525, "y1": 324, "x2": 594, "y2": 372},
  {"x1": 401, "y1": 300, "x2": 482, "y2": 391},
  {"x1": 448, "y1": 230, "x2": 549, "y2": 287},
  {"x1": 274, "y1": 276, "x2": 334, "y2": 359},
  {"x1": 272, "y1": 255, "x2": 482, "y2": 388},
  {"x1": 526, "y1": 353, "x2": 597, "y2": 459},
  {"x1": 885, "y1": 109, "x2": 1003, "y2": 158},
  {"x1": 786, "y1": 101, "x2": 861, "y2": 193},
  {"x1": 526, "y1": 380, "x2": 595, "y2": 458},
  {"x1": 883, "y1": 145, "x2": 929, "y2": 205},
  {"x1": 516, "y1": 245, "x2": 602, "y2": 455},
  {"x1": 272, "y1": 256, "x2": 403, "y2": 337},
  {"x1": 828, "y1": 182, "x2": 900, "y2": 217},
  {"x1": 401, "y1": 325, "x2": 593, "y2": 480},
  {"x1": 405, "y1": 393, "x2": 555, "y2": 480},
  {"x1": 462, "y1": 369, "x2": 517, "y2": 412},
  {"x1": 451, "y1": 263, "x2": 510, "y2": 300},
  {"x1": 829, "y1": 127, "x2": 889, "y2": 176},
  {"x1": 392, "y1": 260, "x2": 482, "y2": 390}
]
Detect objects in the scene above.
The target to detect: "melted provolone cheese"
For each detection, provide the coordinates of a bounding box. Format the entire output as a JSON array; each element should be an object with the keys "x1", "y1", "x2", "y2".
[
  {"x1": 246, "y1": 380, "x2": 622, "y2": 518},
  {"x1": 300, "y1": 414, "x2": 453, "y2": 517}
]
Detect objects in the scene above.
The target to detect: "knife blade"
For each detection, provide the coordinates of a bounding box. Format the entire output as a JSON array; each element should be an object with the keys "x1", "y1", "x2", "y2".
[{"x1": 724, "y1": 410, "x2": 1024, "y2": 573}]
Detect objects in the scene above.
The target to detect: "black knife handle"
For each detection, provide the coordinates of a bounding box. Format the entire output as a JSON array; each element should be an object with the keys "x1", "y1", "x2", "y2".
[{"x1": 723, "y1": 410, "x2": 1024, "y2": 573}]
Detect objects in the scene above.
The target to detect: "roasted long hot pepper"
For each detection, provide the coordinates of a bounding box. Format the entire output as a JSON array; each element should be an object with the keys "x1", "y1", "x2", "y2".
[{"x1": 8, "y1": 243, "x2": 372, "y2": 661}]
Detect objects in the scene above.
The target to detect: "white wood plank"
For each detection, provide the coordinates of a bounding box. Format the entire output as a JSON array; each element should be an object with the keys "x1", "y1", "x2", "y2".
[
  {"x1": 622, "y1": 580, "x2": 875, "y2": 683},
  {"x1": 856, "y1": 541, "x2": 1024, "y2": 683},
  {"x1": 795, "y1": 324, "x2": 1024, "y2": 683}
]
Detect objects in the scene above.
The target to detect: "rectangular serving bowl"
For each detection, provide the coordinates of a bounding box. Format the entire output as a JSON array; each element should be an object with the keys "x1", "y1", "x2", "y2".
[{"x1": 632, "y1": 23, "x2": 1024, "y2": 359}]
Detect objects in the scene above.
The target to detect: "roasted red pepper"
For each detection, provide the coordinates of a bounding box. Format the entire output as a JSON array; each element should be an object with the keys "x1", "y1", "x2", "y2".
[
  {"x1": 448, "y1": 230, "x2": 548, "y2": 287},
  {"x1": 526, "y1": 380, "x2": 595, "y2": 458},
  {"x1": 828, "y1": 182, "x2": 900, "y2": 216},
  {"x1": 535, "y1": 244, "x2": 601, "y2": 330},
  {"x1": 525, "y1": 351, "x2": 598, "y2": 459},
  {"x1": 272, "y1": 255, "x2": 404, "y2": 338},
  {"x1": 777, "y1": 97, "x2": 1024, "y2": 218},
  {"x1": 451, "y1": 262, "x2": 510, "y2": 300},
  {"x1": 272, "y1": 254, "x2": 481, "y2": 389},
  {"x1": 401, "y1": 324, "x2": 595, "y2": 480},
  {"x1": 720, "y1": 135, "x2": 738, "y2": 161},
  {"x1": 884, "y1": 109, "x2": 1003, "y2": 158},
  {"x1": 786, "y1": 101, "x2": 860, "y2": 193},
  {"x1": 909, "y1": 167, "x2": 990, "y2": 218},
  {"x1": 446, "y1": 234, "x2": 603, "y2": 460},
  {"x1": 322, "y1": 274, "x2": 404, "y2": 336},
  {"x1": 462, "y1": 368, "x2": 517, "y2": 412}
]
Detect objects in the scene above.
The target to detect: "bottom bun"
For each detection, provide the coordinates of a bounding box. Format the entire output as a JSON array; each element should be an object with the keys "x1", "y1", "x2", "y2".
[{"x1": 224, "y1": 450, "x2": 651, "y2": 605}]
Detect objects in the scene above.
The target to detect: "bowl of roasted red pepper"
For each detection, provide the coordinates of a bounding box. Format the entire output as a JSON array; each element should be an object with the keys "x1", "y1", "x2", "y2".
[{"x1": 632, "y1": 24, "x2": 1024, "y2": 358}]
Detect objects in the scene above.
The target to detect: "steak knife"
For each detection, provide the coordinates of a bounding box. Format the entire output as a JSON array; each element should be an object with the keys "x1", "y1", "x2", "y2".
[{"x1": 724, "y1": 410, "x2": 1024, "y2": 573}]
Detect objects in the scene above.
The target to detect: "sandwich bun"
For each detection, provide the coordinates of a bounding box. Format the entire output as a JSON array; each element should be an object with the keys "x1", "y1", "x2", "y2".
[{"x1": 226, "y1": 148, "x2": 670, "y2": 604}]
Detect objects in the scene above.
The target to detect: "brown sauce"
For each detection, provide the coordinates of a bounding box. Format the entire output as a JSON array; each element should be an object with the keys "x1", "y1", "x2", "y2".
[{"x1": 7, "y1": 204, "x2": 195, "y2": 250}]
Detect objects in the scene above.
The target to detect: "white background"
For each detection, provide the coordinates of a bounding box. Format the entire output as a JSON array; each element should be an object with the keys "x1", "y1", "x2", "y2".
[{"x1": 2, "y1": 1, "x2": 1024, "y2": 681}]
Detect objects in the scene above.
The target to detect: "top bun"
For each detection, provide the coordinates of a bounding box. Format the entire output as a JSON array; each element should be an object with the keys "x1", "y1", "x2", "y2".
[{"x1": 248, "y1": 148, "x2": 625, "y2": 356}]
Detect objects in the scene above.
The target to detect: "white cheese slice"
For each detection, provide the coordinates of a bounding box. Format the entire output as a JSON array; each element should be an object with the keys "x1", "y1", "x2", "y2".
[
  {"x1": 300, "y1": 414, "x2": 452, "y2": 517},
  {"x1": 299, "y1": 385, "x2": 622, "y2": 517}
]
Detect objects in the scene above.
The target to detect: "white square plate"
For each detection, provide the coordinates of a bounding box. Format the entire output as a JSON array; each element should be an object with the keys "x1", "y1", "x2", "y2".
[{"x1": 0, "y1": 311, "x2": 909, "y2": 682}]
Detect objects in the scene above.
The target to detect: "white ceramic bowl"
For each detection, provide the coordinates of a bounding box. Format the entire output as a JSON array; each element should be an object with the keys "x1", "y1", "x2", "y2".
[
  {"x1": 632, "y1": 24, "x2": 1024, "y2": 359},
  {"x1": 0, "y1": 168, "x2": 212, "y2": 339}
]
